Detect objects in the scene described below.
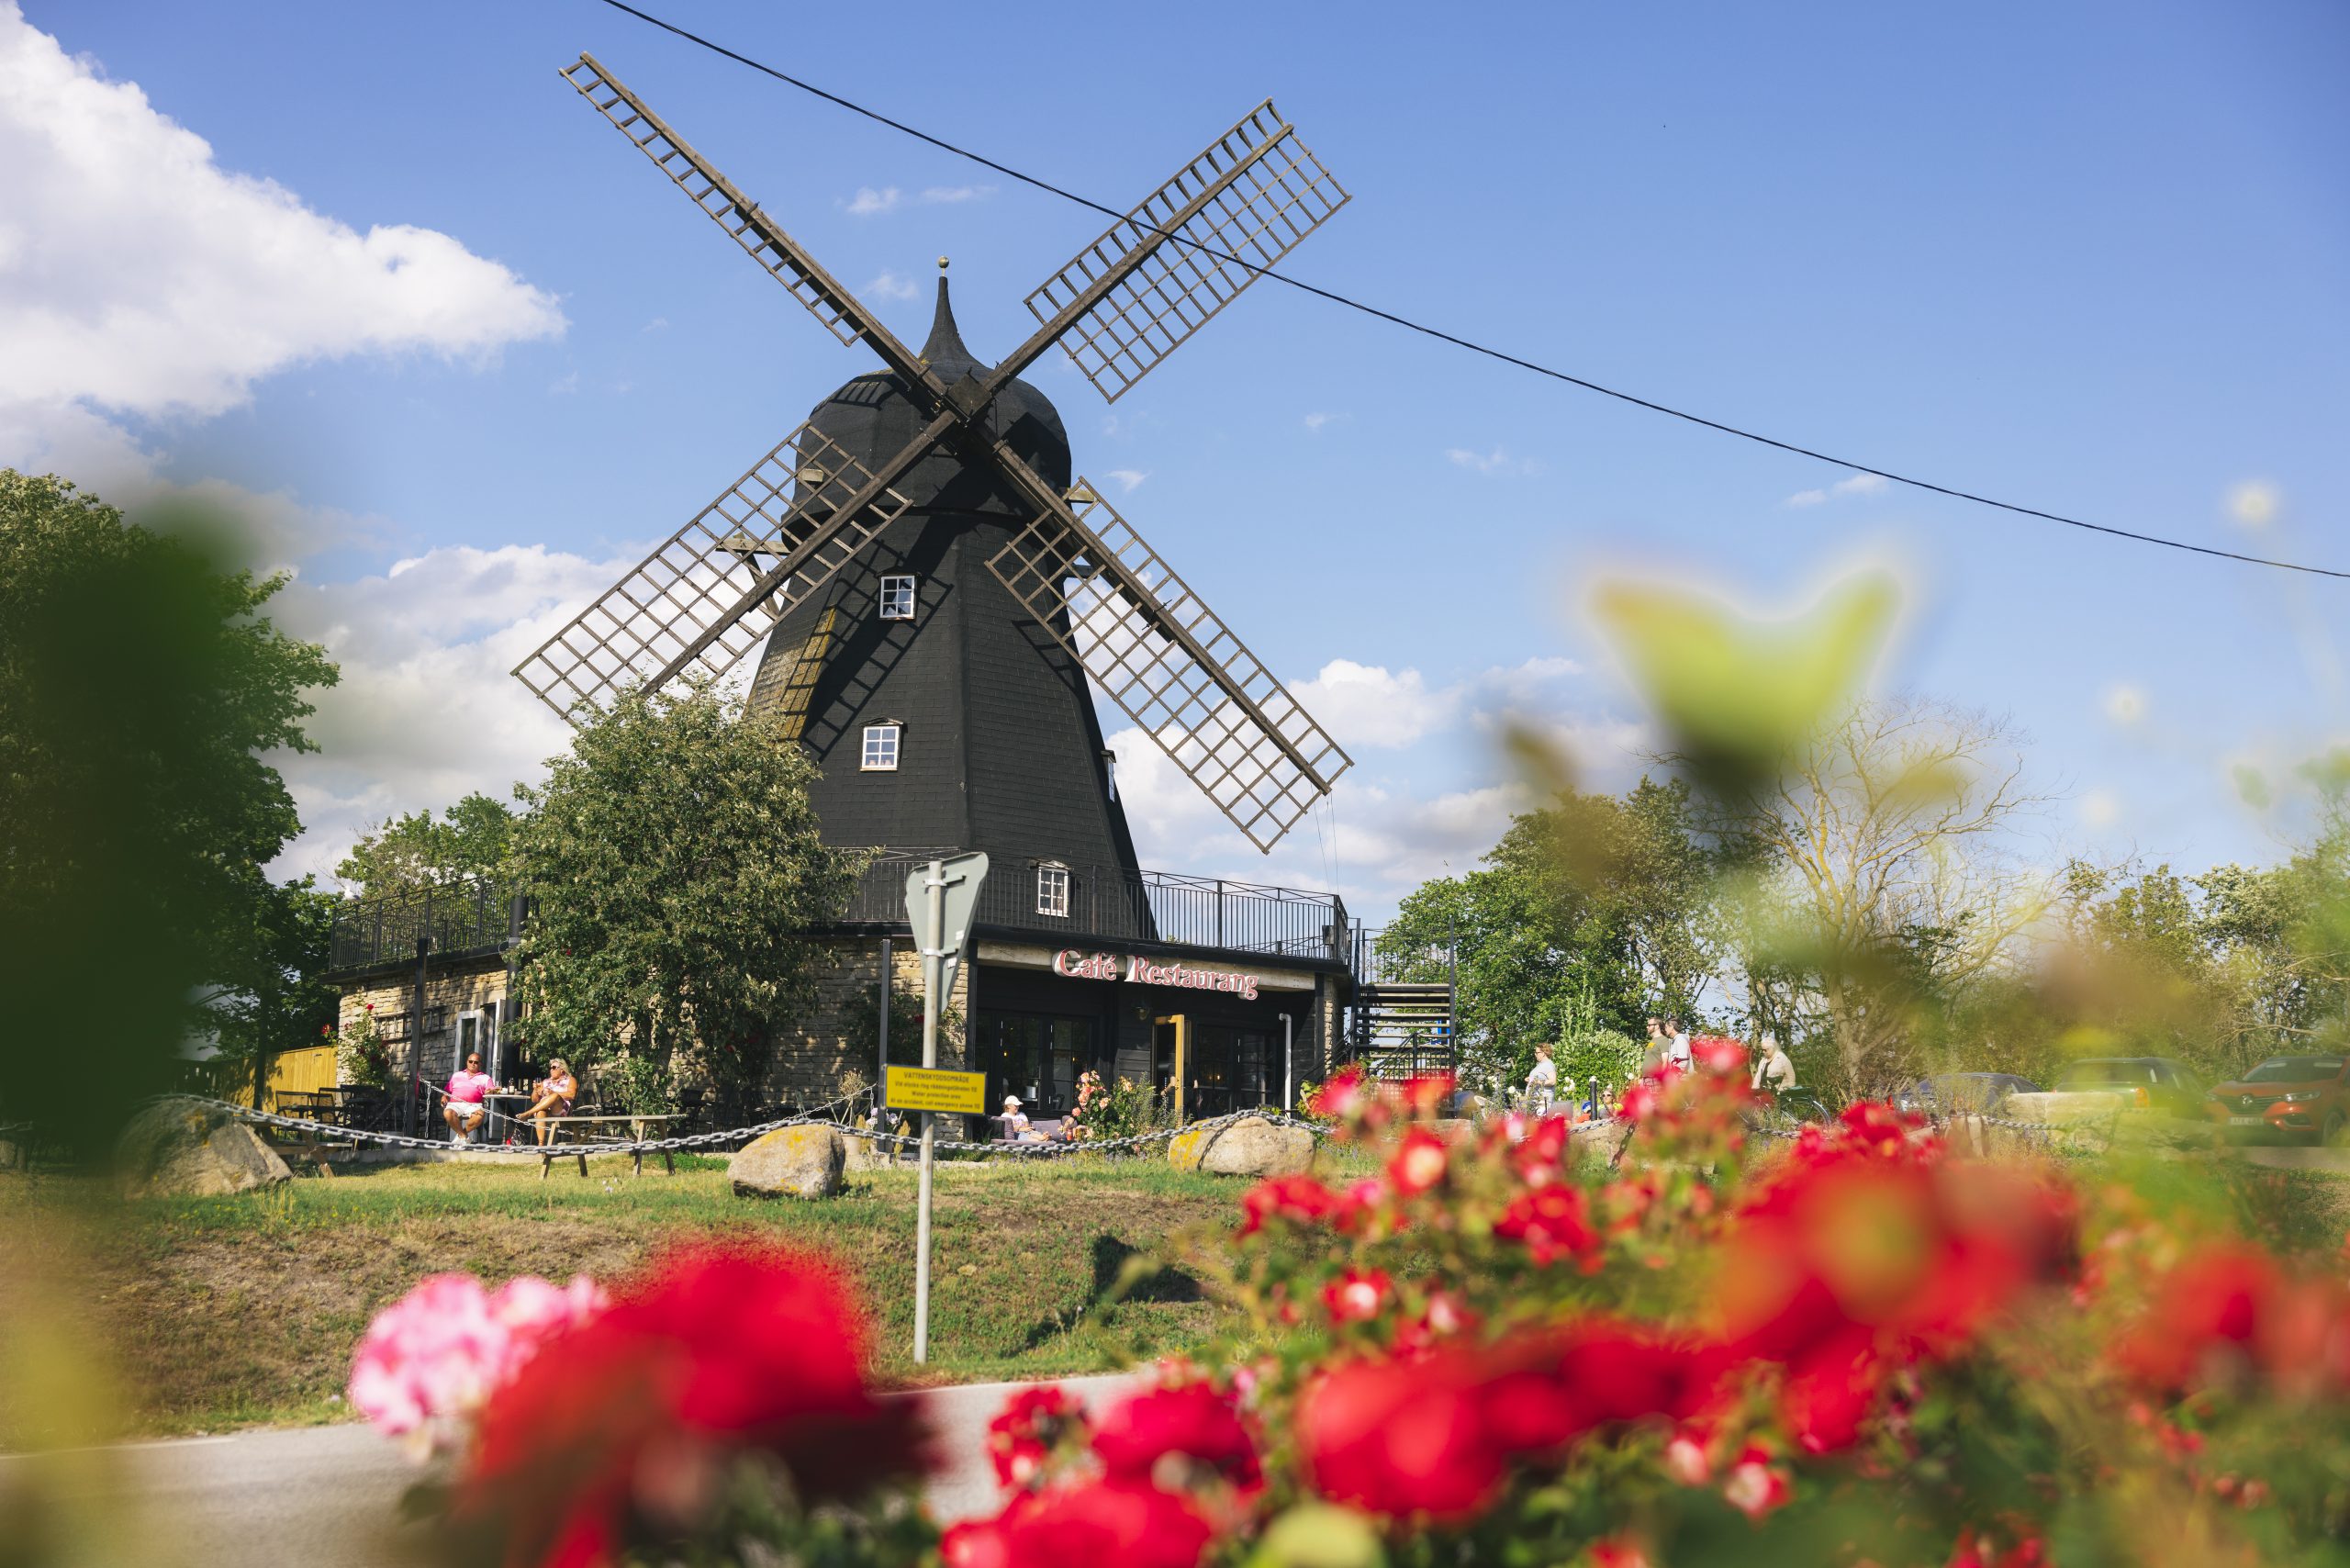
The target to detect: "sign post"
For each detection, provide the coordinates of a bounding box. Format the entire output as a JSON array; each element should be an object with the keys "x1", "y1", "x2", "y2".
[{"x1": 902, "y1": 852, "x2": 987, "y2": 1365}]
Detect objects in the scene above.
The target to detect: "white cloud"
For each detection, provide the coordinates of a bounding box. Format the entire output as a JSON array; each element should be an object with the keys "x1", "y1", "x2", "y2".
[
  {"x1": 844, "y1": 185, "x2": 901, "y2": 217},
  {"x1": 641, "y1": 316, "x2": 669, "y2": 333},
  {"x1": 920, "y1": 184, "x2": 995, "y2": 204},
  {"x1": 0, "y1": 6, "x2": 561, "y2": 431},
  {"x1": 1105, "y1": 468, "x2": 1147, "y2": 494},
  {"x1": 1445, "y1": 445, "x2": 1543, "y2": 478},
  {"x1": 1289, "y1": 660, "x2": 1457, "y2": 749},
  {"x1": 2079, "y1": 789, "x2": 2122, "y2": 830},
  {"x1": 265, "y1": 541, "x2": 640, "y2": 883},
  {"x1": 1303, "y1": 411, "x2": 1347, "y2": 433},
  {"x1": 863, "y1": 270, "x2": 920, "y2": 302},
  {"x1": 1785, "y1": 471, "x2": 1889, "y2": 508}
]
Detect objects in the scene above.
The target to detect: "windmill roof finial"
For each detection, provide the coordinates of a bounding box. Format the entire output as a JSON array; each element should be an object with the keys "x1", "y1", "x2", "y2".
[{"x1": 920, "y1": 257, "x2": 977, "y2": 371}]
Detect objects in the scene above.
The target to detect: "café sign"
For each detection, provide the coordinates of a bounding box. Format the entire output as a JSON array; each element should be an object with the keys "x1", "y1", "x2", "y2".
[{"x1": 1054, "y1": 948, "x2": 1260, "y2": 1001}]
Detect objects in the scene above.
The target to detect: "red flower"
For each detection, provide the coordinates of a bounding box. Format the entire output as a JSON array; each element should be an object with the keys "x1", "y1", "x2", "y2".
[
  {"x1": 1298, "y1": 1350, "x2": 1505, "y2": 1521},
  {"x1": 1316, "y1": 1067, "x2": 1374, "y2": 1122},
  {"x1": 1494, "y1": 1184, "x2": 1598, "y2": 1266},
  {"x1": 1323, "y1": 1268, "x2": 1393, "y2": 1324},
  {"x1": 1387, "y1": 1128, "x2": 1450, "y2": 1197},
  {"x1": 1691, "y1": 1036, "x2": 1747, "y2": 1075},
  {"x1": 1091, "y1": 1382, "x2": 1260, "y2": 1489},
  {"x1": 454, "y1": 1243, "x2": 929, "y2": 1567},
  {"x1": 987, "y1": 1384, "x2": 1088, "y2": 1490},
  {"x1": 1237, "y1": 1175, "x2": 1338, "y2": 1237},
  {"x1": 2111, "y1": 1242, "x2": 2284, "y2": 1394},
  {"x1": 942, "y1": 1480, "x2": 1214, "y2": 1568},
  {"x1": 1397, "y1": 1072, "x2": 1456, "y2": 1118},
  {"x1": 1722, "y1": 1443, "x2": 1791, "y2": 1518}
]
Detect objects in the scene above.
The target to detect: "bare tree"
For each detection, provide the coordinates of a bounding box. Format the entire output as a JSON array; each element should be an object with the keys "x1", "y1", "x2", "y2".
[{"x1": 1712, "y1": 696, "x2": 2053, "y2": 1102}]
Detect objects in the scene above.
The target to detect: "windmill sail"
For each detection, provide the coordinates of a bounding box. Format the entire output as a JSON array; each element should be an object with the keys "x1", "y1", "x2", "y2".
[
  {"x1": 986, "y1": 484, "x2": 1352, "y2": 852},
  {"x1": 1024, "y1": 102, "x2": 1348, "y2": 404},
  {"x1": 512, "y1": 423, "x2": 912, "y2": 721}
]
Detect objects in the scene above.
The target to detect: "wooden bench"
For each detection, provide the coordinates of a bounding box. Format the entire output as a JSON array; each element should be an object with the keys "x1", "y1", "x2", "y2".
[{"x1": 529, "y1": 1114, "x2": 685, "y2": 1179}]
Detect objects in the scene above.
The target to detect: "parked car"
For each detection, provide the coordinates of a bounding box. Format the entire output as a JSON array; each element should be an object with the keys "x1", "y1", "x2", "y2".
[
  {"x1": 2203, "y1": 1055, "x2": 2350, "y2": 1144},
  {"x1": 1897, "y1": 1073, "x2": 2040, "y2": 1116},
  {"x1": 2051, "y1": 1057, "x2": 2205, "y2": 1119}
]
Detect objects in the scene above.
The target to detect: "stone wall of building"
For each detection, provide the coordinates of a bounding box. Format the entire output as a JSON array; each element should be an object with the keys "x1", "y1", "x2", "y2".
[
  {"x1": 336, "y1": 959, "x2": 512, "y2": 1086},
  {"x1": 766, "y1": 938, "x2": 970, "y2": 1108}
]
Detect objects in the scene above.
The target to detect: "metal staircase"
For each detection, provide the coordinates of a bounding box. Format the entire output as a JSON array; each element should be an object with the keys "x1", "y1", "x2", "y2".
[{"x1": 1344, "y1": 926, "x2": 1457, "y2": 1081}]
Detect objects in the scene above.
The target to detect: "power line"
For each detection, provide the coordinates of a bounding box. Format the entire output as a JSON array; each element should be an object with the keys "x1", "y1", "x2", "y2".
[{"x1": 588, "y1": 0, "x2": 2344, "y2": 583}]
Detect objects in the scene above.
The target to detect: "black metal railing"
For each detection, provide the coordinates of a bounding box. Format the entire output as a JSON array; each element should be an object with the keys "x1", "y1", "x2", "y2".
[
  {"x1": 1350, "y1": 924, "x2": 1458, "y2": 986},
  {"x1": 844, "y1": 852, "x2": 1350, "y2": 964},
  {"x1": 326, "y1": 879, "x2": 527, "y2": 974}
]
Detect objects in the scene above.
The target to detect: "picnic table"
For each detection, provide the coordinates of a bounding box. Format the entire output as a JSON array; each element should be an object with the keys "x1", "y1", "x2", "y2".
[{"x1": 530, "y1": 1114, "x2": 685, "y2": 1179}]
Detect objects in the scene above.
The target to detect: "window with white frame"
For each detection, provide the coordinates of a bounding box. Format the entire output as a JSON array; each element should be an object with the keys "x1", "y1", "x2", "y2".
[
  {"x1": 1036, "y1": 862, "x2": 1070, "y2": 918},
  {"x1": 878, "y1": 575, "x2": 916, "y2": 621},
  {"x1": 861, "y1": 722, "x2": 901, "y2": 771}
]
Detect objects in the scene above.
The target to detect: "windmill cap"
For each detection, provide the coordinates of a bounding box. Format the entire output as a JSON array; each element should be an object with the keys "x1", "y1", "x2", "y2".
[{"x1": 802, "y1": 268, "x2": 1072, "y2": 510}]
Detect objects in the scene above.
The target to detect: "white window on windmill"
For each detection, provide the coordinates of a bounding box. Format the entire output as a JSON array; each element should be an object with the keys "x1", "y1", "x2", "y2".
[
  {"x1": 878, "y1": 575, "x2": 916, "y2": 621},
  {"x1": 1102, "y1": 747, "x2": 1117, "y2": 801},
  {"x1": 1036, "y1": 861, "x2": 1071, "y2": 919},
  {"x1": 861, "y1": 722, "x2": 901, "y2": 771}
]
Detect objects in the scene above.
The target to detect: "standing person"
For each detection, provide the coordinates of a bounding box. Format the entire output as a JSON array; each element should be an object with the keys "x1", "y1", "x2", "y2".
[
  {"x1": 1524, "y1": 1043, "x2": 1559, "y2": 1116},
  {"x1": 1751, "y1": 1032, "x2": 1796, "y2": 1093},
  {"x1": 1665, "y1": 1018, "x2": 1694, "y2": 1072},
  {"x1": 520, "y1": 1058, "x2": 577, "y2": 1147},
  {"x1": 442, "y1": 1052, "x2": 494, "y2": 1146},
  {"x1": 1641, "y1": 1017, "x2": 1670, "y2": 1076}
]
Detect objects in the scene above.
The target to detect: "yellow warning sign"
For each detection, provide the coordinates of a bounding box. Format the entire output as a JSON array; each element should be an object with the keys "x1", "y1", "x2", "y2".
[{"x1": 885, "y1": 1066, "x2": 989, "y2": 1114}]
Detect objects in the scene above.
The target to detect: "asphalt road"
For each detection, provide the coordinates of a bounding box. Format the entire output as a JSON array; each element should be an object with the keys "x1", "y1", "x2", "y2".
[{"x1": 0, "y1": 1372, "x2": 1140, "y2": 1568}]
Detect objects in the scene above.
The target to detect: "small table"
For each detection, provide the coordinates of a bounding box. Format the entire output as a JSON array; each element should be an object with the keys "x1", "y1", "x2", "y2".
[{"x1": 529, "y1": 1114, "x2": 685, "y2": 1179}]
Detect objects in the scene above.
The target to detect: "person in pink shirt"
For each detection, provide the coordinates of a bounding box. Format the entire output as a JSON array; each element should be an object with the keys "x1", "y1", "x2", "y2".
[{"x1": 442, "y1": 1053, "x2": 494, "y2": 1146}]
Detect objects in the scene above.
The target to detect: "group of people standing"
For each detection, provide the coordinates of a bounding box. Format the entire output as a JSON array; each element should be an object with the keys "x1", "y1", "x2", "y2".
[{"x1": 1515, "y1": 1016, "x2": 1798, "y2": 1117}]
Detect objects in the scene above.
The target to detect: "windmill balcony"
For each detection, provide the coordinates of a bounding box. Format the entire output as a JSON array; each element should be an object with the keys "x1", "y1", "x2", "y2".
[
  {"x1": 837, "y1": 850, "x2": 1353, "y2": 970},
  {"x1": 321, "y1": 861, "x2": 1355, "y2": 981}
]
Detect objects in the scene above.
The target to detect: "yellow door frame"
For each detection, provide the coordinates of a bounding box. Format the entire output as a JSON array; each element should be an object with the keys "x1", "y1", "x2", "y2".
[{"x1": 1154, "y1": 1014, "x2": 1189, "y2": 1124}]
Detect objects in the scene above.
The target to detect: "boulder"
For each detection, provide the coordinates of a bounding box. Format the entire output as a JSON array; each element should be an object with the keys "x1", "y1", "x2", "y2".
[
  {"x1": 116, "y1": 1102, "x2": 292, "y2": 1199},
  {"x1": 730, "y1": 1124, "x2": 845, "y2": 1198},
  {"x1": 1169, "y1": 1115, "x2": 1317, "y2": 1178}
]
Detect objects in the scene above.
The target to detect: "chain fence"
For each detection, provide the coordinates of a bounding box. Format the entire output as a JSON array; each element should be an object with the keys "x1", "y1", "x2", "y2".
[
  {"x1": 146, "y1": 1093, "x2": 1331, "y2": 1162},
  {"x1": 104, "y1": 1095, "x2": 2157, "y2": 1170}
]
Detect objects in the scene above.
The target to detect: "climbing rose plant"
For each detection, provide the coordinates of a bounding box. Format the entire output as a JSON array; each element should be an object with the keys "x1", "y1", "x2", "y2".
[{"x1": 352, "y1": 1068, "x2": 2350, "y2": 1565}]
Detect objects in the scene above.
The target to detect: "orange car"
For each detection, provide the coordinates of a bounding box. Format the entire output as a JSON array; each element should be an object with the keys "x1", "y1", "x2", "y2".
[{"x1": 2203, "y1": 1055, "x2": 2350, "y2": 1144}]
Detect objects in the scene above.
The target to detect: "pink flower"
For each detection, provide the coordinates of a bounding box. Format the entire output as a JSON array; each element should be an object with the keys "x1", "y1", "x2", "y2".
[{"x1": 348, "y1": 1272, "x2": 603, "y2": 1462}]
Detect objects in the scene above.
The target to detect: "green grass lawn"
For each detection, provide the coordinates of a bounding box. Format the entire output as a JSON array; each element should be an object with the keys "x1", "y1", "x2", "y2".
[{"x1": 3, "y1": 1154, "x2": 1250, "y2": 1439}]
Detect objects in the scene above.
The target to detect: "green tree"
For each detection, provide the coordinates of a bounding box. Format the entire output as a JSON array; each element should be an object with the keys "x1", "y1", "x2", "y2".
[
  {"x1": 510, "y1": 679, "x2": 855, "y2": 1123},
  {"x1": 0, "y1": 471, "x2": 337, "y2": 1152},
  {"x1": 335, "y1": 790, "x2": 518, "y2": 895},
  {"x1": 1380, "y1": 778, "x2": 1718, "y2": 1102},
  {"x1": 202, "y1": 876, "x2": 344, "y2": 1103}
]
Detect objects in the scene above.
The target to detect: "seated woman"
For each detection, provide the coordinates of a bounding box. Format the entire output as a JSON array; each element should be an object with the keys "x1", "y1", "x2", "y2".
[
  {"x1": 519, "y1": 1058, "x2": 577, "y2": 1147},
  {"x1": 998, "y1": 1094, "x2": 1049, "y2": 1144}
]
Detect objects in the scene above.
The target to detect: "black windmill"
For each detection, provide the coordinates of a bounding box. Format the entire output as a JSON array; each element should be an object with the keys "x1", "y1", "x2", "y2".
[{"x1": 516, "y1": 56, "x2": 1356, "y2": 890}]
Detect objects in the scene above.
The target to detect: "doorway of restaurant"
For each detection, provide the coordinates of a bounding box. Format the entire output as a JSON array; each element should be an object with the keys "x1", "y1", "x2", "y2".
[{"x1": 1151, "y1": 1014, "x2": 1189, "y2": 1121}]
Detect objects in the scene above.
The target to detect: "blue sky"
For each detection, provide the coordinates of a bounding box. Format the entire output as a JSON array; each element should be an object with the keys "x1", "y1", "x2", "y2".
[{"x1": 8, "y1": 0, "x2": 2347, "y2": 916}]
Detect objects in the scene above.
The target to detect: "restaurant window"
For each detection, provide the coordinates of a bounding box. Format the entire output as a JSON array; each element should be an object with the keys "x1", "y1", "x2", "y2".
[
  {"x1": 1036, "y1": 862, "x2": 1070, "y2": 918},
  {"x1": 861, "y1": 723, "x2": 901, "y2": 771},
  {"x1": 878, "y1": 575, "x2": 916, "y2": 620}
]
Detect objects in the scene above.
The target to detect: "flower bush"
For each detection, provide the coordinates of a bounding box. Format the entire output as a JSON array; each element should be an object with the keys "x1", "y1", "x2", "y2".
[
  {"x1": 333, "y1": 1005, "x2": 397, "y2": 1091},
  {"x1": 351, "y1": 1242, "x2": 933, "y2": 1566},
  {"x1": 1059, "y1": 1071, "x2": 1170, "y2": 1143},
  {"x1": 353, "y1": 1062, "x2": 2350, "y2": 1566}
]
